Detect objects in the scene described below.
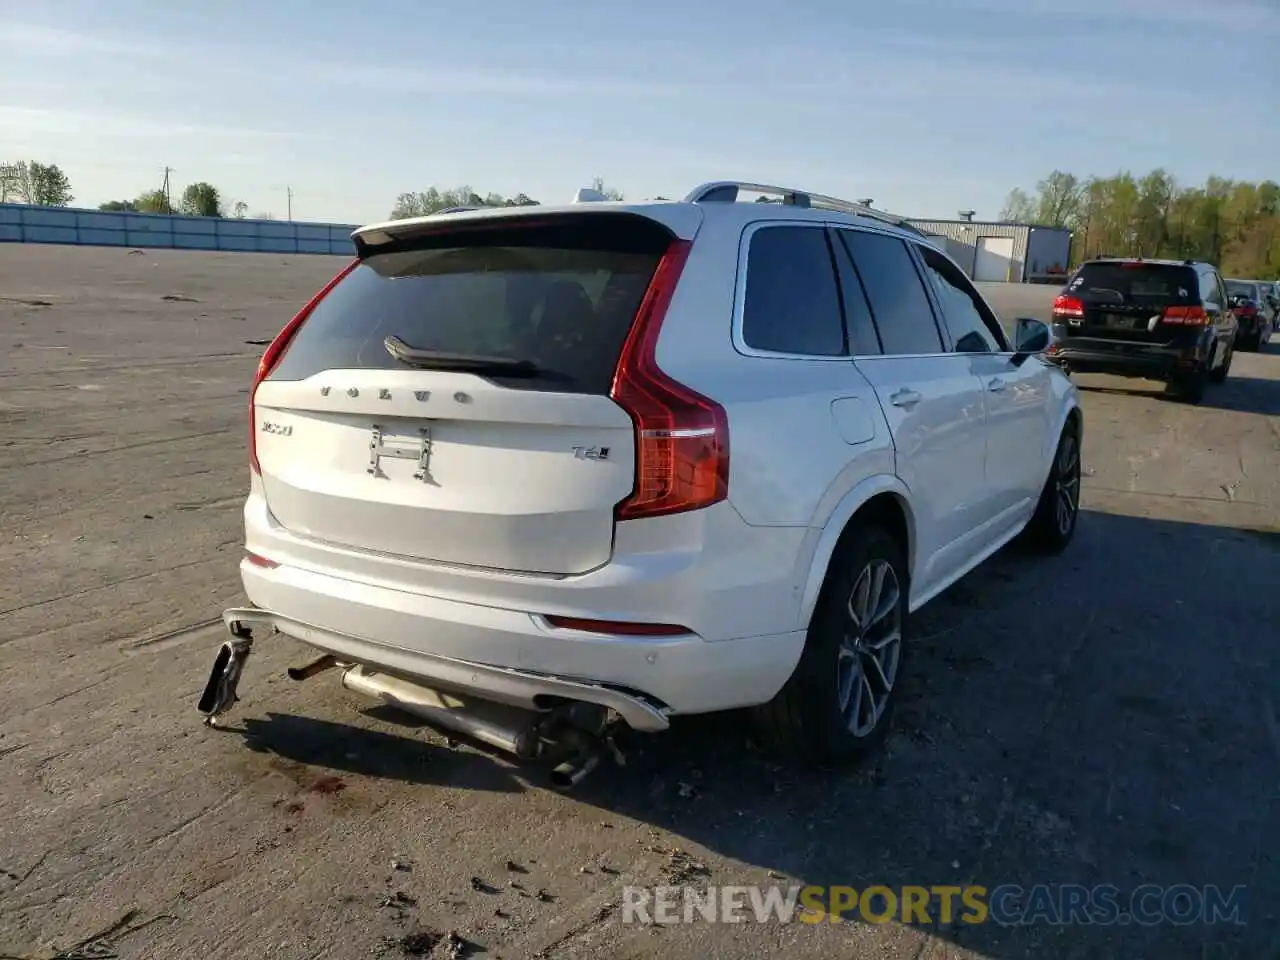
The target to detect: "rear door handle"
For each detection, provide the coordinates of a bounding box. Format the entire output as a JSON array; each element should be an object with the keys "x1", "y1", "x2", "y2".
[
  {"x1": 987, "y1": 377, "x2": 1007, "y2": 392},
  {"x1": 889, "y1": 387, "x2": 922, "y2": 408}
]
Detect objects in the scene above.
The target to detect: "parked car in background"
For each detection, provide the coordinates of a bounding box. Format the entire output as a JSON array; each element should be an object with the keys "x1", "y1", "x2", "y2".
[
  {"x1": 1224, "y1": 279, "x2": 1274, "y2": 350},
  {"x1": 1048, "y1": 258, "x2": 1237, "y2": 403},
  {"x1": 198, "y1": 179, "x2": 1083, "y2": 785}
]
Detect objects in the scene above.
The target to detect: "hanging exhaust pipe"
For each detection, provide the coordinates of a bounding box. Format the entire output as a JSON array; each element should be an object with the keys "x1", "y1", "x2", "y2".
[
  {"x1": 341, "y1": 666, "x2": 542, "y2": 760},
  {"x1": 288, "y1": 654, "x2": 338, "y2": 681},
  {"x1": 550, "y1": 750, "x2": 603, "y2": 790},
  {"x1": 547, "y1": 724, "x2": 623, "y2": 791}
]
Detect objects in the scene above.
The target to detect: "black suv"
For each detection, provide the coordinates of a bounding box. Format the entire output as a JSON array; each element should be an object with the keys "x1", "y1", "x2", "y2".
[{"x1": 1047, "y1": 257, "x2": 1238, "y2": 403}]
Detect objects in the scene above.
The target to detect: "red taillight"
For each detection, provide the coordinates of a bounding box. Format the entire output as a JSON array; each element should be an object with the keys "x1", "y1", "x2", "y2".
[
  {"x1": 1234, "y1": 304, "x2": 1257, "y2": 318},
  {"x1": 249, "y1": 259, "x2": 359, "y2": 474},
  {"x1": 610, "y1": 239, "x2": 729, "y2": 521},
  {"x1": 543, "y1": 615, "x2": 691, "y2": 637},
  {"x1": 1052, "y1": 295, "x2": 1084, "y2": 318},
  {"x1": 1162, "y1": 305, "x2": 1208, "y2": 326}
]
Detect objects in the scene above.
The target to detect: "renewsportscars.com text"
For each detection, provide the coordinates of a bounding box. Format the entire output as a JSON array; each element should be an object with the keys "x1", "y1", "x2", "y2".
[{"x1": 621, "y1": 883, "x2": 1247, "y2": 927}]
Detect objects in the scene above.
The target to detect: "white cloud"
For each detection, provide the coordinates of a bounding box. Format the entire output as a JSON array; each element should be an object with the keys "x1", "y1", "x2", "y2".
[
  {"x1": 0, "y1": 106, "x2": 301, "y2": 141},
  {"x1": 892, "y1": 0, "x2": 1279, "y2": 34},
  {"x1": 0, "y1": 23, "x2": 173, "y2": 58}
]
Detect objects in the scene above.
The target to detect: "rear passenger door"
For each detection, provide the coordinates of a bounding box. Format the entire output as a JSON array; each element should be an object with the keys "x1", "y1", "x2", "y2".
[
  {"x1": 915, "y1": 243, "x2": 1053, "y2": 522},
  {"x1": 723, "y1": 222, "x2": 893, "y2": 530},
  {"x1": 832, "y1": 227, "x2": 991, "y2": 600}
]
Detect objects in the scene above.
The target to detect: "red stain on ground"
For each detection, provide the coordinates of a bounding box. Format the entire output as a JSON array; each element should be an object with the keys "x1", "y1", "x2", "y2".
[{"x1": 311, "y1": 775, "x2": 346, "y2": 795}]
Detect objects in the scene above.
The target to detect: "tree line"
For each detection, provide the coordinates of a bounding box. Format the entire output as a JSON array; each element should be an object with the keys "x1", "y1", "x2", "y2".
[
  {"x1": 387, "y1": 178, "x2": 625, "y2": 219},
  {"x1": 1002, "y1": 170, "x2": 1280, "y2": 279},
  {"x1": 1, "y1": 158, "x2": 270, "y2": 219}
]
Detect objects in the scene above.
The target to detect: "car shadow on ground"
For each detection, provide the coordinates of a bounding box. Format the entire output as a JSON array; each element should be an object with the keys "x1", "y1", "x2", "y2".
[
  {"x1": 1072, "y1": 366, "x2": 1280, "y2": 415},
  {"x1": 231, "y1": 510, "x2": 1279, "y2": 959},
  {"x1": 564, "y1": 510, "x2": 1279, "y2": 958},
  {"x1": 229, "y1": 709, "x2": 529, "y2": 795}
]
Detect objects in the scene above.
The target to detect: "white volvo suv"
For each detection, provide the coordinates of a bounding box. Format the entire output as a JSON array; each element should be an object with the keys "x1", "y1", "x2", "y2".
[{"x1": 200, "y1": 181, "x2": 1082, "y2": 785}]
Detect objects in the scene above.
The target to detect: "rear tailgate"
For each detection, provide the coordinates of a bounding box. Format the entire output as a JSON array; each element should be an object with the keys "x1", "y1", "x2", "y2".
[
  {"x1": 254, "y1": 211, "x2": 682, "y2": 576},
  {"x1": 1064, "y1": 262, "x2": 1199, "y2": 342}
]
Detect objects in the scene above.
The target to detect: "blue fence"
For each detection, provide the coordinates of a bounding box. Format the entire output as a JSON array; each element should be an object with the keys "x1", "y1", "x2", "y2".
[{"x1": 0, "y1": 203, "x2": 359, "y2": 256}]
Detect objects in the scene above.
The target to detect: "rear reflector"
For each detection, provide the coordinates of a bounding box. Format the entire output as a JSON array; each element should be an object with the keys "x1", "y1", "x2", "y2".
[
  {"x1": 245, "y1": 550, "x2": 279, "y2": 569},
  {"x1": 543, "y1": 615, "x2": 692, "y2": 637},
  {"x1": 1162, "y1": 305, "x2": 1208, "y2": 325},
  {"x1": 1052, "y1": 295, "x2": 1084, "y2": 318}
]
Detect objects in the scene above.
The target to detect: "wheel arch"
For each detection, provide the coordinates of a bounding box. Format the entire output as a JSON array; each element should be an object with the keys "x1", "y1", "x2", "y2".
[
  {"x1": 1044, "y1": 391, "x2": 1083, "y2": 480},
  {"x1": 798, "y1": 475, "x2": 915, "y2": 629}
]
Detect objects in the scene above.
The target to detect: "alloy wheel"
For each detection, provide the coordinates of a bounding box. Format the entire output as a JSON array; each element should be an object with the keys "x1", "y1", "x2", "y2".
[
  {"x1": 1055, "y1": 432, "x2": 1081, "y2": 536},
  {"x1": 837, "y1": 559, "x2": 903, "y2": 737}
]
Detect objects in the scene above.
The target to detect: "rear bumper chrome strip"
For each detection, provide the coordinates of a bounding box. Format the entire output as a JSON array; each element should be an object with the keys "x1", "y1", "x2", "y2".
[{"x1": 220, "y1": 606, "x2": 672, "y2": 732}]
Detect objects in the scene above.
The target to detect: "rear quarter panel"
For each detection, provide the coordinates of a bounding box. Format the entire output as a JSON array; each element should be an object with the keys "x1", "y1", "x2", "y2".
[{"x1": 653, "y1": 215, "x2": 895, "y2": 529}]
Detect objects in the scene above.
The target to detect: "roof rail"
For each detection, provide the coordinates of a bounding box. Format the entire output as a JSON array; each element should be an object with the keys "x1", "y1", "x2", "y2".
[
  {"x1": 432, "y1": 205, "x2": 481, "y2": 215},
  {"x1": 683, "y1": 181, "x2": 928, "y2": 236}
]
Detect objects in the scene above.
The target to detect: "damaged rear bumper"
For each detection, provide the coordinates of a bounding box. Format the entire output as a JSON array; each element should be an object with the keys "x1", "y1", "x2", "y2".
[{"x1": 213, "y1": 606, "x2": 672, "y2": 733}]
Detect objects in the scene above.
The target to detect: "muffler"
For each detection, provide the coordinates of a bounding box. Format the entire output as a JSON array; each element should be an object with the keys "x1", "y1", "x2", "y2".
[{"x1": 341, "y1": 666, "x2": 542, "y2": 760}]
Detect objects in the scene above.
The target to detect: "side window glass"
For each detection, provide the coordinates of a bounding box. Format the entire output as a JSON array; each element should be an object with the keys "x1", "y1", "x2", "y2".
[
  {"x1": 837, "y1": 230, "x2": 944, "y2": 355},
  {"x1": 918, "y1": 246, "x2": 1007, "y2": 353},
  {"x1": 742, "y1": 225, "x2": 846, "y2": 356},
  {"x1": 1197, "y1": 270, "x2": 1217, "y2": 306},
  {"x1": 828, "y1": 231, "x2": 883, "y2": 356}
]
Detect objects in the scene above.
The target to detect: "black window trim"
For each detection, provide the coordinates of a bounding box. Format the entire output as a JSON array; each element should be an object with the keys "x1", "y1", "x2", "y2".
[
  {"x1": 826, "y1": 225, "x2": 885, "y2": 357},
  {"x1": 832, "y1": 226, "x2": 954, "y2": 357},
  {"x1": 732, "y1": 219, "x2": 853, "y2": 361},
  {"x1": 912, "y1": 241, "x2": 1013, "y2": 354}
]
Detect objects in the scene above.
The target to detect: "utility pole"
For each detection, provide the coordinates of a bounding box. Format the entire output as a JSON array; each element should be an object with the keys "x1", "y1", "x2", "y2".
[
  {"x1": 161, "y1": 166, "x2": 173, "y2": 212},
  {"x1": 287, "y1": 186, "x2": 293, "y2": 221}
]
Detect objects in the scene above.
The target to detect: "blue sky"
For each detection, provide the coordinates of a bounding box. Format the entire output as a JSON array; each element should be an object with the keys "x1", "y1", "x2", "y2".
[{"x1": 2, "y1": 0, "x2": 1277, "y2": 225}]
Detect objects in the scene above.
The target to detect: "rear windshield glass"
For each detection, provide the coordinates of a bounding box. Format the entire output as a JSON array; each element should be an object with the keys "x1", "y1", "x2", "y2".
[
  {"x1": 1067, "y1": 263, "x2": 1198, "y2": 305},
  {"x1": 269, "y1": 215, "x2": 671, "y2": 394},
  {"x1": 1225, "y1": 280, "x2": 1258, "y2": 299}
]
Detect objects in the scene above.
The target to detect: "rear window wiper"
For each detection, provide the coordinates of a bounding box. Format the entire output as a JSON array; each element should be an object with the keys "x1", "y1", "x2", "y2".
[{"x1": 382, "y1": 335, "x2": 539, "y2": 376}]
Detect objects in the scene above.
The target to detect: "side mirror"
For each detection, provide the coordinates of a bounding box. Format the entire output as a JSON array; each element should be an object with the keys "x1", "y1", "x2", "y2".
[{"x1": 1013, "y1": 317, "x2": 1051, "y2": 354}]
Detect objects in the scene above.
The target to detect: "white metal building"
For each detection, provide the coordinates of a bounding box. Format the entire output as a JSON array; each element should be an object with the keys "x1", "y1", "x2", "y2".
[{"x1": 906, "y1": 219, "x2": 1072, "y2": 284}]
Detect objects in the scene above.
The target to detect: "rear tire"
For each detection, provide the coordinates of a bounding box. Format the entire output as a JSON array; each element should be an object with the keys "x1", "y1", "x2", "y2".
[
  {"x1": 1169, "y1": 360, "x2": 1207, "y2": 404},
  {"x1": 1025, "y1": 418, "x2": 1082, "y2": 555},
  {"x1": 753, "y1": 523, "x2": 908, "y2": 766}
]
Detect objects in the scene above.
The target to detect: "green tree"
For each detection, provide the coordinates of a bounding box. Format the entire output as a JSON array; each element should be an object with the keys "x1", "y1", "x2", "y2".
[
  {"x1": 28, "y1": 162, "x2": 74, "y2": 206},
  {"x1": 98, "y1": 200, "x2": 138, "y2": 212},
  {"x1": 180, "y1": 182, "x2": 223, "y2": 217},
  {"x1": 1004, "y1": 169, "x2": 1280, "y2": 278},
  {"x1": 388, "y1": 186, "x2": 542, "y2": 220},
  {"x1": 999, "y1": 188, "x2": 1035, "y2": 222},
  {"x1": 134, "y1": 189, "x2": 172, "y2": 214}
]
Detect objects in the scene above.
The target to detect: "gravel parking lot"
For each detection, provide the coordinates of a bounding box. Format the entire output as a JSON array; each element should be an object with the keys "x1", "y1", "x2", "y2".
[{"x1": 2, "y1": 245, "x2": 1278, "y2": 960}]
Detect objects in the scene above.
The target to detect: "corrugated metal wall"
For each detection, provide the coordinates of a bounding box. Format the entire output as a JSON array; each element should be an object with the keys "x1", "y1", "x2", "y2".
[
  {"x1": 0, "y1": 203, "x2": 359, "y2": 255},
  {"x1": 907, "y1": 220, "x2": 1031, "y2": 281},
  {"x1": 906, "y1": 220, "x2": 1073, "y2": 283}
]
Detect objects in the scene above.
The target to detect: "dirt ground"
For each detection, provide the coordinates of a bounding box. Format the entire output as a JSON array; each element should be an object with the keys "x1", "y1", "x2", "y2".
[{"x1": 1, "y1": 244, "x2": 1278, "y2": 960}]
